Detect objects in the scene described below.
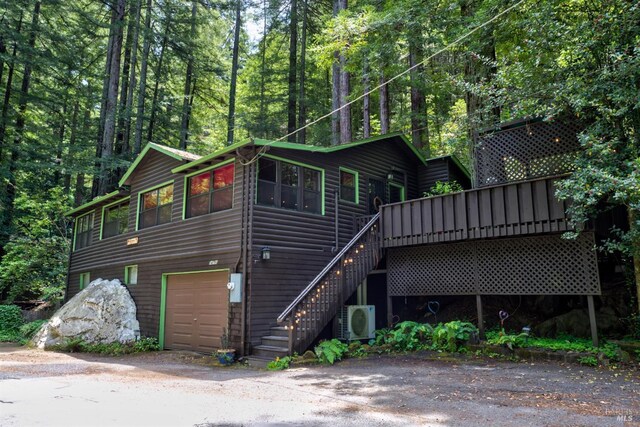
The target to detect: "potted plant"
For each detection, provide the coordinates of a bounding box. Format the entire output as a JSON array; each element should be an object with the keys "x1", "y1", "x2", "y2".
[{"x1": 216, "y1": 328, "x2": 236, "y2": 365}]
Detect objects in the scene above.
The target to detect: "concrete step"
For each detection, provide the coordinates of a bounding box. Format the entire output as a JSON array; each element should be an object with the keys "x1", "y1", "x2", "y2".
[
  {"x1": 261, "y1": 335, "x2": 289, "y2": 347},
  {"x1": 253, "y1": 344, "x2": 289, "y2": 359},
  {"x1": 269, "y1": 326, "x2": 289, "y2": 337}
]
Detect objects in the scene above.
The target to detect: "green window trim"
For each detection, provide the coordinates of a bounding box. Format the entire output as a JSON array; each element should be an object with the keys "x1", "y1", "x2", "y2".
[
  {"x1": 389, "y1": 182, "x2": 406, "y2": 202},
  {"x1": 79, "y1": 272, "x2": 91, "y2": 290},
  {"x1": 256, "y1": 154, "x2": 325, "y2": 215},
  {"x1": 100, "y1": 196, "x2": 131, "y2": 240},
  {"x1": 182, "y1": 158, "x2": 235, "y2": 220},
  {"x1": 158, "y1": 269, "x2": 230, "y2": 350},
  {"x1": 124, "y1": 265, "x2": 138, "y2": 286},
  {"x1": 135, "y1": 180, "x2": 175, "y2": 231},
  {"x1": 73, "y1": 210, "x2": 95, "y2": 251},
  {"x1": 339, "y1": 167, "x2": 359, "y2": 204}
]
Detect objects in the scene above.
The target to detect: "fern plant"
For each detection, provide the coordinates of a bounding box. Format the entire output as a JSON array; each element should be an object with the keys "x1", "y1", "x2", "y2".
[{"x1": 314, "y1": 339, "x2": 348, "y2": 364}]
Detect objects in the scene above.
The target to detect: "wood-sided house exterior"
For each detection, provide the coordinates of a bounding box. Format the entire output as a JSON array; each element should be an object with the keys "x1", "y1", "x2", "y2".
[{"x1": 66, "y1": 133, "x2": 463, "y2": 355}]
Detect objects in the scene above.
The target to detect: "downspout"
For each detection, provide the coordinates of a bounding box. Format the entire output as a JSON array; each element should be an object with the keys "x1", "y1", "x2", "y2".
[
  {"x1": 334, "y1": 189, "x2": 339, "y2": 252},
  {"x1": 243, "y1": 161, "x2": 256, "y2": 355},
  {"x1": 239, "y1": 160, "x2": 249, "y2": 355}
]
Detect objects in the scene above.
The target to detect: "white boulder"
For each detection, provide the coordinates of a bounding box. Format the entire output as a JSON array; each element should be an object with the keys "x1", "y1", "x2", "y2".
[{"x1": 33, "y1": 278, "x2": 140, "y2": 349}]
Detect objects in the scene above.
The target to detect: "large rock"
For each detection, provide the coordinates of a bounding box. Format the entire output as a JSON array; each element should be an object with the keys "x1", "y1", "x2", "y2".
[{"x1": 33, "y1": 279, "x2": 140, "y2": 349}]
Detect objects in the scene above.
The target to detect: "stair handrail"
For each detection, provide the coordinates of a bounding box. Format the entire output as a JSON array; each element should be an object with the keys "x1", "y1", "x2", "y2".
[{"x1": 277, "y1": 212, "x2": 381, "y2": 323}]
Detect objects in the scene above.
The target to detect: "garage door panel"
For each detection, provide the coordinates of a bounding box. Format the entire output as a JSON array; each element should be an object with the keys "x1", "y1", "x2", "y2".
[{"x1": 164, "y1": 271, "x2": 229, "y2": 352}]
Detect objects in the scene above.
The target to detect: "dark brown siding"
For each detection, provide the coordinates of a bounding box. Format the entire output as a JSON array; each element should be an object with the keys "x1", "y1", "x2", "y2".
[
  {"x1": 418, "y1": 157, "x2": 471, "y2": 195},
  {"x1": 68, "y1": 150, "x2": 245, "y2": 351},
  {"x1": 248, "y1": 138, "x2": 422, "y2": 348}
]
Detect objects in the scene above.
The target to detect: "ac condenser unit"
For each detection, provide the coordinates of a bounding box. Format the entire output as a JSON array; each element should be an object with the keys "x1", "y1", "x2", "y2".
[{"x1": 338, "y1": 305, "x2": 375, "y2": 341}]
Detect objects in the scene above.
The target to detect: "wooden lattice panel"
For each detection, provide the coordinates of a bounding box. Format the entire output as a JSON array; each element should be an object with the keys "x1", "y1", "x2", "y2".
[
  {"x1": 475, "y1": 120, "x2": 583, "y2": 187},
  {"x1": 387, "y1": 233, "x2": 600, "y2": 296}
]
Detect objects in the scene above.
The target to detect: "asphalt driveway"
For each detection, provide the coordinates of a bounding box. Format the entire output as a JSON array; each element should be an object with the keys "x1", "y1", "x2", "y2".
[{"x1": 1, "y1": 344, "x2": 639, "y2": 426}]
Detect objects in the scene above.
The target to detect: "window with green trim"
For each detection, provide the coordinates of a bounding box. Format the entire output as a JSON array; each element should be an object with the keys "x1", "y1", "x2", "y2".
[
  {"x1": 79, "y1": 272, "x2": 91, "y2": 290},
  {"x1": 340, "y1": 169, "x2": 358, "y2": 203},
  {"x1": 74, "y1": 212, "x2": 94, "y2": 251},
  {"x1": 257, "y1": 157, "x2": 321, "y2": 214},
  {"x1": 186, "y1": 163, "x2": 234, "y2": 218},
  {"x1": 103, "y1": 201, "x2": 129, "y2": 238},
  {"x1": 139, "y1": 184, "x2": 173, "y2": 229},
  {"x1": 124, "y1": 265, "x2": 138, "y2": 285}
]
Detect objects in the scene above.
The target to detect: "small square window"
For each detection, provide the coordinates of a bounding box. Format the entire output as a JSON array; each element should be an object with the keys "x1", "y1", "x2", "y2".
[
  {"x1": 79, "y1": 272, "x2": 91, "y2": 290},
  {"x1": 125, "y1": 265, "x2": 138, "y2": 286}
]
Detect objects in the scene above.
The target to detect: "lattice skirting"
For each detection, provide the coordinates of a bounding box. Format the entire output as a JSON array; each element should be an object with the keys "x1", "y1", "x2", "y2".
[{"x1": 387, "y1": 232, "x2": 600, "y2": 296}]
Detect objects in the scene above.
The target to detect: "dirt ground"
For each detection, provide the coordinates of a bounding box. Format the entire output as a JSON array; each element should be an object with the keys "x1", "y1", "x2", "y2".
[{"x1": 1, "y1": 344, "x2": 639, "y2": 427}]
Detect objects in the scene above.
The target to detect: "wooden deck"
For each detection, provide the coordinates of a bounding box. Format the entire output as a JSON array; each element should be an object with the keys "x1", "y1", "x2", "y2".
[{"x1": 381, "y1": 175, "x2": 571, "y2": 248}]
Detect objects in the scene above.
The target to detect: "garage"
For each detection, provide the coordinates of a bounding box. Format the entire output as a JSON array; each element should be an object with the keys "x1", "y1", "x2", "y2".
[{"x1": 164, "y1": 271, "x2": 229, "y2": 352}]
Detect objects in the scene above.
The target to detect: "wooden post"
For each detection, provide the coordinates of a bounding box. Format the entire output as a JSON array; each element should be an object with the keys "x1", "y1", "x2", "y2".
[
  {"x1": 587, "y1": 295, "x2": 599, "y2": 347},
  {"x1": 476, "y1": 295, "x2": 485, "y2": 340},
  {"x1": 387, "y1": 295, "x2": 393, "y2": 327}
]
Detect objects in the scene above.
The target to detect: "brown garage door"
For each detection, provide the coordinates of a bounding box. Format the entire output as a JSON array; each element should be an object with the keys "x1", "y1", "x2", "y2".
[{"x1": 164, "y1": 271, "x2": 228, "y2": 352}]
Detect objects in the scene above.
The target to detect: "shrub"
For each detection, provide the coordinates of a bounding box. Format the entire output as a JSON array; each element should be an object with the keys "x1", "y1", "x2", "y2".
[
  {"x1": 19, "y1": 320, "x2": 46, "y2": 340},
  {"x1": 267, "y1": 356, "x2": 292, "y2": 371},
  {"x1": 578, "y1": 355, "x2": 599, "y2": 366},
  {"x1": 0, "y1": 305, "x2": 23, "y2": 332},
  {"x1": 387, "y1": 321, "x2": 433, "y2": 351},
  {"x1": 314, "y1": 339, "x2": 348, "y2": 364},
  {"x1": 431, "y1": 321, "x2": 478, "y2": 352},
  {"x1": 50, "y1": 337, "x2": 160, "y2": 355},
  {"x1": 133, "y1": 337, "x2": 160, "y2": 352},
  {"x1": 424, "y1": 180, "x2": 464, "y2": 197}
]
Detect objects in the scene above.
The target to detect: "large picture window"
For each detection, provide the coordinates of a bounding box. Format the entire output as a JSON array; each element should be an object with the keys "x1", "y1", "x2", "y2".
[
  {"x1": 74, "y1": 212, "x2": 94, "y2": 251},
  {"x1": 257, "y1": 157, "x2": 322, "y2": 214},
  {"x1": 139, "y1": 183, "x2": 173, "y2": 229},
  {"x1": 102, "y1": 200, "x2": 129, "y2": 239},
  {"x1": 186, "y1": 163, "x2": 234, "y2": 218}
]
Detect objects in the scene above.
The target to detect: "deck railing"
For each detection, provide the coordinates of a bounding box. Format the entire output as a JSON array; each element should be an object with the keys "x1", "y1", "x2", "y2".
[
  {"x1": 381, "y1": 175, "x2": 571, "y2": 248},
  {"x1": 277, "y1": 213, "x2": 382, "y2": 354}
]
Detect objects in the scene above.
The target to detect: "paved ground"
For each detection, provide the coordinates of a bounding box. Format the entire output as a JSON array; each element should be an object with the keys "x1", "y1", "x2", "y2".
[{"x1": 0, "y1": 344, "x2": 639, "y2": 427}]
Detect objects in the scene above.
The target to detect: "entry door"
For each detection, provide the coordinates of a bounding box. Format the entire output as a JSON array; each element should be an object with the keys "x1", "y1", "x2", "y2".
[
  {"x1": 368, "y1": 178, "x2": 387, "y2": 214},
  {"x1": 164, "y1": 271, "x2": 228, "y2": 352}
]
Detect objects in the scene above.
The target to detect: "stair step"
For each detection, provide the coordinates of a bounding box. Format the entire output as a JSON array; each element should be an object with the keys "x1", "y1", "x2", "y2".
[
  {"x1": 261, "y1": 335, "x2": 289, "y2": 347},
  {"x1": 253, "y1": 344, "x2": 289, "y2": 359},
  {"x1": 246, "y1": 356, "x2": 272, "y2": 369},
  {"x1": 270, "y1": 326, "x2": 289, "y2": 337}
]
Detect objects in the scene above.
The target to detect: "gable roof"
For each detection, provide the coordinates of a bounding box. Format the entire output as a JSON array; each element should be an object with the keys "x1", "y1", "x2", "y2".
[
  {"x1": 172, "y1": 132, "x2": 426, "y2": 174},
  {"x1": 119, "y1": 142, "x2": 201, "y2": 186}
]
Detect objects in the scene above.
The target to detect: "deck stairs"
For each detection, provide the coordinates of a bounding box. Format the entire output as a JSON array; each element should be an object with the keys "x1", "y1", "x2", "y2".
[{"x1": 249, "y1": 213, "x2": 383, "y2": 363}]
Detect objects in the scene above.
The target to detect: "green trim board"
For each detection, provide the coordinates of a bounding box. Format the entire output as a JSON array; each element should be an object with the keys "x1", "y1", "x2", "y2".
[
  {"x1": 99, "y1": 196, "x2": 131, "y2": 240},
  {"x1": 389, "y1": 182, "x2": 406, "y2": 202},
  {"x1": 135, "y1": 179, "x2": 175, "y2": 231},
  {"x1": 181, "y1": 158, "x2": 235, "y2": 220},
  {"x1": 172, "y1": 140, "x2": 249, "y2": 174},
  {"x1": 72, "y1": 210, "x2": 95, "y2": 251},
  {"x1": 338, "y1": 166, "x2": 359, "y2": 204},
  {"x1": 119, "y1": 142, "x2": 198, "y2": 187},
  {"x1": 261, "y1": 154, "x2": 326, "y2": 215},
  {"x1": 158, "y1": 269, "x2": 230, "y2": 350},
  {"x1": 66, "y1": 190, "x2": 121, "y2": 216}
]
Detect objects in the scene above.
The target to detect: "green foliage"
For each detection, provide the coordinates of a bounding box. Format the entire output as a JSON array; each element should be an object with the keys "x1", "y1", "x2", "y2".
[
  {"x1": 578, "y1": 355, "x2": 599, "y2": 367},
  {"x1": 387, "y1": 321, "x2": 434, "y2": 351},
  {"x1": 347, "y1": 341, "x2": 368, "y2": 358},
  {"x1": 314, "y1": 339, "x2": 348, "y2": 365},
  {"x1": 424, "y1": 180, "x2": 464, "y2": 198},
  {"x1": 431, "y1": 321, "x2": 478, "y2": 353},
  {"x1": 267, "y1": 356, "x2": 293, "y2": 371},
  {"x1": 132, "y1": 337, "x2": 160, "y2": 352},
  {"x1": 0, "y1": 305, "x2": 23, "y2": 332},
  {"x1": 19, "y1": 320, "x2": 46, "y2": 340},
  {"x1": 486, "y1": 330, "x2": 529, "y2": 350},
  {"x1": 50, "y1": 337, "x2": 160, "y2": 355}
]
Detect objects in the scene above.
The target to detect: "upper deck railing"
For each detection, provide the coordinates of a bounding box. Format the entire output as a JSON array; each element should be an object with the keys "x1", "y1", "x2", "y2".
[{"x1": 381, "y1": 175, "x2": 571, "y2": 248}]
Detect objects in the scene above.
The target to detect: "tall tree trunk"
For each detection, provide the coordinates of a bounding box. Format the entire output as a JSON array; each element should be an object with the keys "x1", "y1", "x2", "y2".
[
  {"x1": 330, "y1": 0, "x2": 340, "y2": 146},
  {"x1": 64, "y1": 99, "x2": 80, "y2": 195},
  {"x1": 1, "y1": 1, "x2": 40, "y2": 255},
  {"x1": 180, "y1": 1, "x2": 197, "y2": 150},
  {"x1": 338, "y1": 0, "x2": 351, "y2": 144},
  {"x1": 409, "y1": 38, "x2": 429, "y2": 155},
  {"x1": 379, "y1": 74, "x2": 390, "y2": 134},
  {"x1": 54, "y1": 96, "x2": 69, "y2": 186},
  {"x1": 226, "y1": 0, "x2": 242, "y2": 145},
  {"x1": 134, "y1": 0, "x2": 152, "y2": 155},
  {"x1": 0, "y1": 13, "x2": 22, "y2": 162},
  {"x1": 0, "y1": 35, "x2": 6, "y2": 86},
  {"x1": 123, "y1": 0, "x2": 141, "y2": 155},
  {"x1": 115, "y1": 2, "x2": 135, "y2": 157},
  {"x1": 286, "y1": 0, "x2": 297, "y2": 142},
  {"x1": 97, "y1": 0, "x2": 126, "y2": 197},
  {"x1": 297, "y1": 0, "x2": 307, "y2": 144},
  {"x1": 147, "y1": 9, "x2": 171, "y2": 144},
  {"x1": 258, "y1": 0, "x2": 267, "y2": 137},
  {"x1": 363, "y1": 58, "x2": 370, "y2": 138}
]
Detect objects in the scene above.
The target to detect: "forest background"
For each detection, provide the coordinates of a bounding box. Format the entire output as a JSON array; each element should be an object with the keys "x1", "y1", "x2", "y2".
[{"x1": 0, "y1": 0, "x2": 638, "y2": 309}]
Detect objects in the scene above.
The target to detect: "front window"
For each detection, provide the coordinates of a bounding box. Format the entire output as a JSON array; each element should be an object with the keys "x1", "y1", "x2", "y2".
[
  {"x1": 139, "y1": 184, "x2": 173, "y2": 229},
  {"x1": 74, "y1": 212, "x2": 94, "y2": 251},
  {"x1": 257, "y1": 157, "x2": 322, "y2": 214},
  {"x1": 79, "y1": 272, "x2": 91, "y2": 290},
  {"x1": 340, "y1": 169, "x2": 358, "y2": 203},
  {"x1": 186, "y1": 163, "x2": 234, "y2": 218},
  {"x1": 102, "y1": 201, "x2": 129, "y2": 238}
]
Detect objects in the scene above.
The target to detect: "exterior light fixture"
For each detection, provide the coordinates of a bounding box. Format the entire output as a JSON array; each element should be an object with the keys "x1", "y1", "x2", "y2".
[
  {"x1": 261, "y1": 246, "x2": 271, "y2": 261},
  {"x1": 387, "y1": 171, "x2": 394, "y2": 181}
]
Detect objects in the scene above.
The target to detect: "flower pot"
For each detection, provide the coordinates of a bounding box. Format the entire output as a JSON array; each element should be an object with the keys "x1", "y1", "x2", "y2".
[{"x1": 216, "y1": 349, "x2": 236, "y2": 365}]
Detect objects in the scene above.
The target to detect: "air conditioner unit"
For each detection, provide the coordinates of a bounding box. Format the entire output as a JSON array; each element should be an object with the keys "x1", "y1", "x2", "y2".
[{"x1": 338, "y1": 305, "x2": 375, "y2": 341}]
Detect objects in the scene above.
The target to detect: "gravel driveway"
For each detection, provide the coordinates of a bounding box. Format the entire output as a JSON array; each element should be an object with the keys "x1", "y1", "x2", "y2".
[{"x1": 1, "y1": 344, "x2": 639, "y2": 426}]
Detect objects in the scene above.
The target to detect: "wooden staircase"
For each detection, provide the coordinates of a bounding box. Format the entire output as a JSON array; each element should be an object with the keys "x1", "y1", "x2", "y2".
[{"x1": 251, "y1": 213, "x2": 382, "y2": 361}]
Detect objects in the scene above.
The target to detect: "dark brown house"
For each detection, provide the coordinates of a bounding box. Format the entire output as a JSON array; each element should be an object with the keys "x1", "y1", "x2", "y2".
[{"x1": 66, "y1": 119, "x2": 607, "y2": 359}]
